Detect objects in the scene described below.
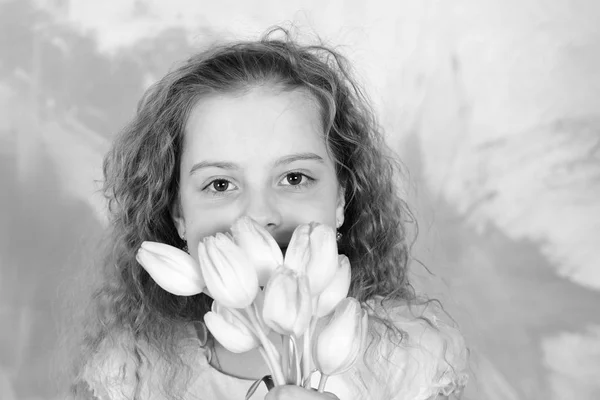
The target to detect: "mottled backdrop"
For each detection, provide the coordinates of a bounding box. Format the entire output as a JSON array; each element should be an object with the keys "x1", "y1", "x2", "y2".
[{"x1": 1, "y1": 0, "x2": 599, "y2": 399}]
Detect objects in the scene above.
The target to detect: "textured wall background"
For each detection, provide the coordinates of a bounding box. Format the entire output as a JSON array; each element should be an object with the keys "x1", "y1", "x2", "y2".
[{"x1": 1, "y1": 0, "x2": 599, "y2": 399}]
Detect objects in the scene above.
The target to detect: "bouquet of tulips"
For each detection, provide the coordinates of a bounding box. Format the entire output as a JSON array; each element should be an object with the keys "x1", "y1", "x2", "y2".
[{"x1": 136, "y1": 216, "x2": 368, "y2": 398}]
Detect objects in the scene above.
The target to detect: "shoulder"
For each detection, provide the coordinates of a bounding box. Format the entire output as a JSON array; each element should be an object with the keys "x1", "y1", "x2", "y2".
[
  {"x1": 81, "y1": 330, "x2": 139, "y2": 400},
  {"x1": 81, "y1": 323, "x2": 210, "y2": 400},
  {"x1": 360, "y1": 297, "x2": 470, "y2": 400}
]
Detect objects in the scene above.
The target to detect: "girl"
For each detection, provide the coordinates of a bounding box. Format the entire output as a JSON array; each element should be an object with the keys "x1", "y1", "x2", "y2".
[{"x1": 70, "y1": 27, "x2": 469, "y2": 400}]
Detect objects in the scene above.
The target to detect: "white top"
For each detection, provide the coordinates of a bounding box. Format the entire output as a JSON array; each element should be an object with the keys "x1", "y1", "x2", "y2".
[{"x1": 83, "y1": 299, "x2": 470, "y2": 400}]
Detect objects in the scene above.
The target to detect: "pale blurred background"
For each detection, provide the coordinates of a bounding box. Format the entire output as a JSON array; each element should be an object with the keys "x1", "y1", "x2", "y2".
[{"x1": 1, "y1": 0, "x2": 599, "y2": 399}]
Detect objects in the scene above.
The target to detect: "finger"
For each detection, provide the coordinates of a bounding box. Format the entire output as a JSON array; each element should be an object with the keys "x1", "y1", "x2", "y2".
[
  {"x1": 263, "y1": 385, "x2": 289, "y2": 400},
  {"x1": 308, "y1": 389, "x2": 339, "y2": 399},
  {"x1": 264, "y1": 385, "x2": 298, "y2": 400}
]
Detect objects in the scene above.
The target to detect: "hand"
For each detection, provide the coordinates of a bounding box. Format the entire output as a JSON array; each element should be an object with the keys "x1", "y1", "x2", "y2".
[{"x1": 265, "y1": 385, "x2": 339, "y2": 400}]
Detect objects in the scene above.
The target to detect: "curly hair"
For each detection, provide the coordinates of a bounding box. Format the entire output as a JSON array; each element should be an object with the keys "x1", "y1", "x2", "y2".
[{"x1": 70, "y1": 27, "x2": 426, "y2": 399}]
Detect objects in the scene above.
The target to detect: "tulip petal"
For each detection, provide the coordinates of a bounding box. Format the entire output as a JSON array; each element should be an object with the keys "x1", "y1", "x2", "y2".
[
  {"x1": 293, "y1": 274, "x2": 313, "y2": 337},
  {"x1": 201, "y1": 238, "x2": 235, "y2": 306},
  {"x1": 313, "y1": 297, "x2": 367, "y2": 376},
  {"x1": 315, "y1": 255, "x2": 351, "y2": 317},
  {"x1": 141, "y1": 241, "x2": 195, "y2": 268},
  {"x1": 262, "y1": 266, "x2": 312, "y2": 337},
  {"x1": 231, "y1": 216, "x2": 283, "y2": 285},
  {"x1": 198, "y1": 239, "x2": 230, "y2": 304},
  {"x1": 212, "y1": 301, "x2": 256, "y2": 338},
  {"x1": 263, "y1": 267, "x2": 296, "y2": 333},
  {"x1": 306, "y1": 224, "x2": 339, "y2": 295},
  {"x1": 204, "y1": 311, "x2": 258, "y2": 353},
  {"x1": 140, "y1": 241, "x2": 205, "y2": 284},
  {"x1": 215, "y1": 233, "x2": 259, "y2": 288},
  {"x1": 199, "y1": 235, "x2": 258, "y2": 309},
  {"x1": 252, "y1": 289, "x2": 271, "y2": 333},
  {"x1": 136, "y1": 247, "x2": 204, "y2": 296},
  {"x1": 214, "y1": 233, "x2": 259, "y2": 305},
  {"x1": 284, "y1": 224, "x2": 311, "y2": 274},
  {"x1": 256, "y1": 226, "x2": 284, "y2": 262}
]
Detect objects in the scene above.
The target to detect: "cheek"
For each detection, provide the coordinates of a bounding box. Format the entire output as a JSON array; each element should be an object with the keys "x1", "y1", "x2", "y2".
[
  {"x1": 181, "y1": 205, "x2": 237, "y2": 260},
  {"x1": 293, "y1": 204, "x2": 337, "y2": 227},
  {"x1": 280, "y1": 188, "x2": 339, "y2": 228}
]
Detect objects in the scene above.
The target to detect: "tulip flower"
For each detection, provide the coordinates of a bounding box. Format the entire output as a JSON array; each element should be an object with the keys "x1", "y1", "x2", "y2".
[
  {"x1": 312, "y1": 297, "x2": 368, "y2": 376},
  {"x1": 283, "y1": 224, "x2": 311, "y2": 273},
  {"x1": 204, "y1": 301, "x2": 259, "y2": 353},
  {"x1": 284, "y1": 222, "x2": 339, "y2": 296},
  {"x1": 198, "y1": 233, "x2": 259, "y2": 308},
  {"x1": 314, "y1": 255, "x2": 352, "y2": 318},
  {"x1": 231, "y1": 216, "x2": 283, "y2": 285},
  {"x1": 251, "y1": 288, "x2": 271, "y2": 334},
  {"x1": 262, "y1": 265, "x2": 312, "y2": 338},
  {"x1": 136, "y1": 241, "x2": 205, "y2": 296}
]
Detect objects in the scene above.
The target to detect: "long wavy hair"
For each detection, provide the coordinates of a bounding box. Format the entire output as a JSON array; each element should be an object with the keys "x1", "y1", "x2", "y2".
[{"x1": 70, "y1": 27, "x2": 428, "y2": 399}]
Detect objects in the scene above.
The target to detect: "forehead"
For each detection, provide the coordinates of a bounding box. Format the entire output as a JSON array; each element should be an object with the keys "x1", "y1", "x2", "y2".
[{"x1": 182, "y1": 86, "x2": 329, "y2": 164}]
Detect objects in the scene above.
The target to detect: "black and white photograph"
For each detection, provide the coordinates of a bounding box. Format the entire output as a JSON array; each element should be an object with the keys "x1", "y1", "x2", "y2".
[{"x1": 1, "y1": 1, "x2": 599, "y2": 399}]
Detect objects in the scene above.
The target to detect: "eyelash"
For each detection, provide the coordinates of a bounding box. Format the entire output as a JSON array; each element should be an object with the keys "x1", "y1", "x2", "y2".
[{"x1": 203, "y1": 171, "x2": 316, "y2": 197}]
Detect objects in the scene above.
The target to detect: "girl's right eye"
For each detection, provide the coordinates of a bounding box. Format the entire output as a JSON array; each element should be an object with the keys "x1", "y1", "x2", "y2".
[{"x1": 203, "y1": 178, "x2": 238, "y2": 196}]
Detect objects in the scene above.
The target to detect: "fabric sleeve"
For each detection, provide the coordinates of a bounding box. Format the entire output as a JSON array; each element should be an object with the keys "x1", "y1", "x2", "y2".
[
  {"x1": 81, "y1": 325, "x2": 208, "y2": 400},
  {"x1": 81, "y1": 334, "x2": 138, "y2": 400},
  {"x1": 365, "y1": 300, "x2": 470, "y2": 400}
]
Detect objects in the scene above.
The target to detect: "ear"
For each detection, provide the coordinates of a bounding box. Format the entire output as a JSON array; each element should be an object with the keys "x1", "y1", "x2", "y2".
[
  {"x1": 336, "y1": 184, "x2": 346, "y2": 228},
  {"x1": 171, "y1": 200, "x2": 186, "y2": 239}
]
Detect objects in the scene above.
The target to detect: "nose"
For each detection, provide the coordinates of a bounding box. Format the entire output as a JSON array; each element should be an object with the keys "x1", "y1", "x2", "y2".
[{"x1": 242, "y1": 188, "x2": 282, "y2": 233}]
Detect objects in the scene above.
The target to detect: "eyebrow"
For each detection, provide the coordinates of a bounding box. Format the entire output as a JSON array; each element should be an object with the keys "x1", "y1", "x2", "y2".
[{"x1": 189, "y1": 152, "x2": 325, "y2": 175}]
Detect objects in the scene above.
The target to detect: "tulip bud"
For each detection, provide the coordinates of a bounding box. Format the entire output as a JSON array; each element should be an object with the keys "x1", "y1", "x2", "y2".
[
  {"x1": 284, "y1": 223, "x2": 338, "y2": 295},
  {"x1": 231, "y1": 216, "x2": 283, "y2": 285},
  {"x1": 262, "y1": 265, "x2": 312, "y2": 337},
  {"x1": 136, "y1": 241, "x2": 205, "y2": 296},
  {"x1": 306, "y1": 223, "x2": 339, "y2": 295},
  {"x1": 204, "y1": 302, "x2": 259, "y2": 353},
  {"x1": 284, "y1": 224, "x2": 311, "y2": 273},
  {"x1": 315, "y1": 255, "x2": 352, "y2": 318},
  {"x1": 313, "y1": 297, "x2": 368, "y2": 376},
  {"x1": 198, "y1": 233, "x2": 259, "y2": 309}
]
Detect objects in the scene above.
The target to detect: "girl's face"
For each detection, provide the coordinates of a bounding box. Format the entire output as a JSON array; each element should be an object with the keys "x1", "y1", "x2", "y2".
[{"x1": 173, "y1": 85, "x2": 345, "y2": 260}]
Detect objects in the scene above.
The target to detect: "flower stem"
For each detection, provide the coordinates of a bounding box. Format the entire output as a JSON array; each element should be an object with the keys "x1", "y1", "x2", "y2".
[
  {"x1": 258, "y1": 346, "x2": 276, "y2": 383},
  {"x1": 317, "y1": 374, "x2": 329, "y2": 393},
  {"x1": 290, "y1": 335, "x2": 302, "y2": 386},
  {"x1": 226, "y1": 307, "x2": 267, "y2": 353},
  {"x1": 245, "y1": 306, "x2": 286, "y2": 386},
  {"x1": 302, "y1": 316, "x2": 318, "y2": 388},
  {"x1": 228, "y1": 308, "x2": 258, "y2": 335},
  {"x1": 229, "y1": 307, "x2": 276, "y2": 365},
  {"x1": 281, "y1": 334, "x2": 290, "y2": 383},
  {"x1": 302, "y1": 327, "x2": 310, "y2": 387}
]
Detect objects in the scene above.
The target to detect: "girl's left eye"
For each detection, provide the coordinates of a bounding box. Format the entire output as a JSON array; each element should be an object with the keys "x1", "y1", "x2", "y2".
[{"x1": 279, "y1": 172, "x2": 316, "y2": 189}]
